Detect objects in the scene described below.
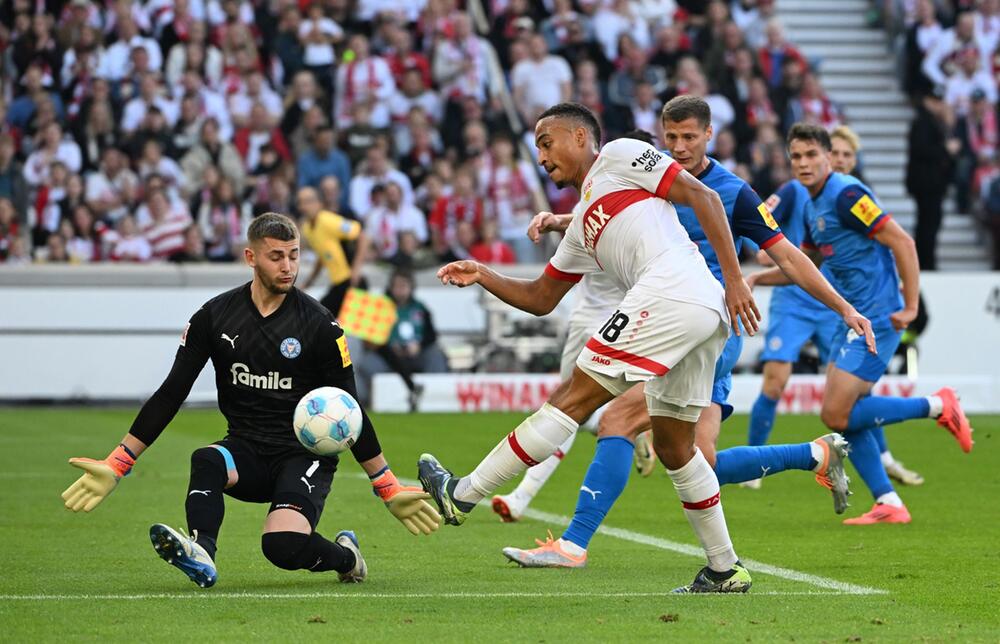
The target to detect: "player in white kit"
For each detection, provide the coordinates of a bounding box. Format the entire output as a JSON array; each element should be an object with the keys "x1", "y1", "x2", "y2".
[
  {"x1": 491, "y1": 271, "x2": 622, "y2": 522},
  {"x1": 418, "y1": 103, "x2": 761, "y2": 593}
]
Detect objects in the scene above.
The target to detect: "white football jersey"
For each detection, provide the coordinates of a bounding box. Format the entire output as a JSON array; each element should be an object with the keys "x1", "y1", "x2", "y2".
[
  {"x1": 546, "y1": 138, "x2": 728, "y2": 321},
  {"x1": 569, "y1": 272, "x2": 624, "y2": 327}
]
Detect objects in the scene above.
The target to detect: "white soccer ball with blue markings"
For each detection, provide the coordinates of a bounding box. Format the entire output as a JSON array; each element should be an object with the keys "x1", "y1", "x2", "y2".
[{"x1": 293, "y1": 387, "x2": 363, "y2": 456}]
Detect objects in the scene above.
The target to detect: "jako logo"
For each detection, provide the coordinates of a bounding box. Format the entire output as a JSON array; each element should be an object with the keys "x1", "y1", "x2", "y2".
[
  {"x1": 230, "y1": 363, "x2": 292, "y2": 390},
  {"x1": 591, "y1": 355, "x2": 611, "y2": 366}
]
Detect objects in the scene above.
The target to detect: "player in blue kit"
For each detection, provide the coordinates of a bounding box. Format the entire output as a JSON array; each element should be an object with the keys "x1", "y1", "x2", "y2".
[
  {"x1": 746, "y1": 127, "x2": 924, "y2": 488},
  {"x1": 748, "y1": 123, "x2": 973, "y2": 525},
  {"x1": 502, "y1": 97, "x2": 875, "y2": 571}
]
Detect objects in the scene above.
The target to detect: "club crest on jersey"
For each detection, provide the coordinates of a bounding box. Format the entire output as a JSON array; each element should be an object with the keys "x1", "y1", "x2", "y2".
[
  {"x1": 817, "y1": 216, "x2": 826, "y2": 231},
  {"x1": 583, "y1": 178, "x2": 593, "y2": 202},
  {"x1": 280, "y1": 337, "x2": 302, "y2": 359},
  {"x1": 583, "y1": 203, "x2": 611, "y2": 251},
  {"x1": 757, "y1": 203, "x2": 779, "y2": 230},
  {"x1": 765, "y1": 193, "x2": 781, "y2": 211}
]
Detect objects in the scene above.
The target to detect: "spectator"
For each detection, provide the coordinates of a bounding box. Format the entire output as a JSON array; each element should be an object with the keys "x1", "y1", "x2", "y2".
[
  {"x1": 469, "y1": 218, "x2": 517, "y2": 264},
  {"x1": 41, "y1": 231, "x2": 70, "y2": 263},
  {"x1": 24, "y1": 122, "x2": 83, "y2": 187},
  {"x1": 64, "y1": 204, "x2": 101, "y2": 263},
  {"x1": 97, "y1": 15, "x2": 163, "y2": 82},
  {"x1": 365, "y1": 181, "x2": 428, "y2": 260},
  {"x1": 164, "y1": 21, "x2": 223, "y2": 89},
  {"x1": 85, "y1": 146, "x2": 139, "y2": 222},
  {"x1": 511, "y1": 33, "x2": 573, "y2": 124},
  {"x1": 0, "y1": 198, "x2": 21, "y2": 261},
  {"x1": 137, "y1": 138, "x2": 186, "y2": 194},
  {"x1": 299, "y1": 2, "x2": 343, "y2": 100},
  {"x1": 108, "y1": 214, "x2": 153, "y2": 262},
  {"x1": 648, "y1": 23, "x2": 691, "y2": 79},
  {"x1": 229, "y1": 72, "x2": 284, "y2": 128},
  {"x1": 593, "y1": 0, "x2": 651, "y2": 62},
  {"x1": 922, "y1": 11, "x2": 991, "y2": 88},
  {"x1": 234, "y1": 104, "x2": 292, "y2": 173},
  {"x1": 74, "y1": 100, "x2": 117, "y2": 172},
  {"x1": 181, "y1": 117, "x2": 246, "y2": 195},
  {"x1": 356, "y1": 269, "x2": 449, "y2": 409},
  {"x1": 607, "y1": 35, "x2": 669, "y2": 109},
  {"x1": 429, "y1": 167, "x2": 483, "y2": 259},
  {"x1": 385, "y1": 26, "x2": 432, "y2": 88},
  {"x1": 176, "y1": 70, "x2": 232, "y2": 140},
  {"x1": 121, "y1": 73, "x2": 178, "y2": 134},
  {"x1": 956, "y1": 89, "x2": 998, "y2": 211},
  {"x1": 7, "y1": 64, "x2": 64, "y2": 131},
  {"x1": 757, "y1": 18, "x2": 808, "y2": 89},
  {"x1": 335, "y1": 33, "x2": 395, "y2": 129},
  {"x1": 479, "y1": 133, "x2": 546, "y2": 262},
  {"x1": 142, "y1": 189, "x2": 192, "y2": 259},
  {"x1": 0, "y1": 134, "x2": 28, "y2": 216},
  {"x1": 197, "y1": 177, "x2": 248, "y2": 262},
  {"x1": 904, "y1": 0, "x2": 944, "y2": 96},
  {"x1": 349, "y1": 144, "x2": 413, "y2": 218},
  {"x1": 785, "y1": 72, "x2": 843, "y2": 131},
  {"x1": 944, "y1": 47, "x2": 996, "y2": 117},
  {"x1": 168, "y1": 224, "x2": 207, "y2": 263},
  {"x1": 295, "y1": 124, "x2": 352, "y2": 208},
  {"x1": 432, "y1": 12, "x2": 492, "y2": 103},
  {"x1": 906, "y1": 91, "x2": 960, "y2": 270}
]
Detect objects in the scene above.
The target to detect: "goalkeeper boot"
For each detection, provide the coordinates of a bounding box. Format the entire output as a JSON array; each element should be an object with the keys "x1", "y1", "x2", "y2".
[
  {"x1": 491, "y1": 494, "x2": 523, "y2": 523},
  {"x1": 885, "y1": 460, "x2": 924, "y2": 486},
  {"x1": 934, "y1": 387, "x2": 974, "y2": 453},
  {"x1": 149, "y1": 523, "x2": 217, "y2": 588},
  {"x1": 843, "y1": 503, "x2": 911, "y2": 525},
  {"x1": 633, "y1": 430, "x2": 657, "y2": 478},
  {"x1": 672, "y1": 562, "x2": 752, "y2": 593},
  {"x1": 813, "y1": 433, "x2": 852, "y2": 514},
  {"x1": 502, "y1": 531, "x2": 587, "y2": 568},
  {"x1": 334, "y1": 530, "x2": 367, "y2": 583},
  {"x1": 417, "y1": 453, "x2": 472, "y2": 526}
]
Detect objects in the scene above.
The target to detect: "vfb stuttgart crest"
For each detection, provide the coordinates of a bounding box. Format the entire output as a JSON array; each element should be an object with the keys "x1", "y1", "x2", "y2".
[{"x1": 280, "y1": 337, "x2": 302, "y2": 359}]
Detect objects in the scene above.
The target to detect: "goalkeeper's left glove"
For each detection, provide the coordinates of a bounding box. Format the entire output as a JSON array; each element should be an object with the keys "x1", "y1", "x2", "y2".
[
  {"x1": 61, "y1": 444, "x2": 136, "y2": 512},
  {"x1": 370, "y1": 468, "x2": 441, "y2": 535}
]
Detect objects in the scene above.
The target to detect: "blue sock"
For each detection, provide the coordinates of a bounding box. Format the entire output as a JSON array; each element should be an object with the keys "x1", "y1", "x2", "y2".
[
  {"x1": 843, "y1": 427, "x2": 894, "y2": 500},
  {"x1": 872, "y1": 426, "x2": 888, "y2": 454},
  {"x1": 846, "y1": 396, "x2": 929, "y2": 431},
  {"x1": 562, "y1": 437, "x2": 633, "y2": 550},
  {"x1": 748, "y1": 392, "x2": 779, "y2": 446},
  {"x1": 714, "y1": 443, "x2": 815, "y2": 486}
]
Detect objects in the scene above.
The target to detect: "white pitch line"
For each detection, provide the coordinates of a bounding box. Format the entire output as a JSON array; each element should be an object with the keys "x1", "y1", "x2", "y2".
[
  {"x1": 0, "y1": 591, "x2": 849, "y2": 601},
  {"x1": 520, "y1": 507, "x2": 887, "y2": 596}
]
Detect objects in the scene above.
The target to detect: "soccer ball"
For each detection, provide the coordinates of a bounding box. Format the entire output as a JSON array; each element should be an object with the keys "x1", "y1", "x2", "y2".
[{"x1": 293, "y1": 387, "x2": 363, "y2": 456}]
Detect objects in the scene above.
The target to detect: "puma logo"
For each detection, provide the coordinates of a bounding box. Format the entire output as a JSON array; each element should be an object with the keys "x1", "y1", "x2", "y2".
[
  {"x1": 221, "y1": 333, "x2": 239, "y2": 349},
  {"x1": 581, "y1": 485, "x2": 602, "y2": 501},
  {"x1": 188, "y1": 489, "x2": 210, "y2": 496},
  {"x1": 300, "y1": 477, "x2": 315, "y2": 493}
]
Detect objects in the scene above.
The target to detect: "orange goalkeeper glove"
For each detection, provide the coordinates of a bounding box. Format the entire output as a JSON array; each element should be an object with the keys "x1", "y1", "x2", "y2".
[
  {"x1": 371, "y1": 468, "x2": 441, "y2": 535},
  {"x1": 61, "y1": 444, "x2": 135, "y2": 512}
]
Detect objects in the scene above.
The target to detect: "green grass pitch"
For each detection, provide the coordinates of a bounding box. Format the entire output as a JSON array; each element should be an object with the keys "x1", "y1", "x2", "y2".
[{"x1": 1, "y1": 407, "x2": 997, "y2": 642}]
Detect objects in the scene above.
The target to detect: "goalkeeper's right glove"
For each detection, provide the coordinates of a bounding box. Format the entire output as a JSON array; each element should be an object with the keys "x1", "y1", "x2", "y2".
[{"x1": 61, "y1": 444, "x2": 136, "y2": 512}]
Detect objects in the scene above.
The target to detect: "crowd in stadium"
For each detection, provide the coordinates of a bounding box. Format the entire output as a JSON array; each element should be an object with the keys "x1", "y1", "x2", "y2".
[
  {"x1": 896, "y1": 0, "x2": 1000, "y2": 268},
  {"x1": 0, "y1": 0, "x2": 843, "y2": 266}
]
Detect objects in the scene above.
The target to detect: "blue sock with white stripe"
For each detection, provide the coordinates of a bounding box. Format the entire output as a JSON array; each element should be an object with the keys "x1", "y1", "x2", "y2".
[
  {"x1": 846, "y1": 396, "x2": 930, "y2": 431},
  {"x1": 562, "y1": 437, "x2": 633, "y2": 550},
  {"x1": 748, "y1": 392, "x2": 779, "y2": 446},
  {"x1": 714, "y1": 443, "x2": 816, "y2": 486}
]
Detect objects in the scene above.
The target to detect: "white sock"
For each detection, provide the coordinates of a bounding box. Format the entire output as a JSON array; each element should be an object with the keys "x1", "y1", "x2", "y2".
[
  {"x1": 455, "y1": 403, "x2": 578, "y2": 504},
  {"x1": 876, "y1": 491, "x2": 904, "y2": 507},
  {"x1": 558, "y1": 538, "x2": 586, "y2": 557},
  {"x1": 880, "y1": 450, "x2": 897, "y2": 468},
  {"x1": 667, "y1": 448, "x2": 738, "y2": 573},
  {"x1": 511, "y1": 432, "x2": 576, "y2": 506},
  {"x1": 926, "y1": 396, "x2": 943, "y2": 417},
  {"x1": 809, "y1": 441, "x2": 825, "y2": 472}
]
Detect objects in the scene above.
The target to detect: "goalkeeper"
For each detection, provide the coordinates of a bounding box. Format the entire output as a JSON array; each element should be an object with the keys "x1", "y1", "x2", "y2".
[{"x1": 60, "y1": 213, "x2": 440, "y2": 588}]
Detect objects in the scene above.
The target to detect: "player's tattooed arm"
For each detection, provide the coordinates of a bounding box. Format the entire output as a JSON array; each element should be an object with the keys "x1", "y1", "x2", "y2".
[
  {"x1": 872, "y1": 218, "x2": 921, "y2": 330},
  {"x1": 436, "y1": 261, "x2": 575, "y2": 316},
  {"x1": 666, "y1": 170, "x2": 760, "y2": 335},
  {"x1": 527, "y1": 211, "x2": 573, "y2": 242}
]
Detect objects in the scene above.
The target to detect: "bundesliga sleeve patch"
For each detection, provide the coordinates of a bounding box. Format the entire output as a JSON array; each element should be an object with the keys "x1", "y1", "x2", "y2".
[
  {"x1": 180, "y1": 323, "x2": 190, "y2": 347},
  {"x1": 850, "y1": 194, "x2": 882, "y2": 226},
  {"x1": 757, "y1": 203, "x2": 779, "y2": 230},
  {"x1": 336, "y1": 334, "x2": 352, "y2": 368}
]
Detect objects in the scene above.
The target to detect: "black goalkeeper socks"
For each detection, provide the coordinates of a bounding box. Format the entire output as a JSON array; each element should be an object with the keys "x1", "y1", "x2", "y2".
[
  {"x1": 261, "y1": 531, "x2": 355, "y2": 573},
  {"x1": 185, "y1": 447, "x2": 227, "y2": 557}
]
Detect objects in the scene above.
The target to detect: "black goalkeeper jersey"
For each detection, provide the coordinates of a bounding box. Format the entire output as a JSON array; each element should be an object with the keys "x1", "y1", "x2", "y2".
[{"x1": 129, "y1": 282, "x2": 380, "y2": 460}]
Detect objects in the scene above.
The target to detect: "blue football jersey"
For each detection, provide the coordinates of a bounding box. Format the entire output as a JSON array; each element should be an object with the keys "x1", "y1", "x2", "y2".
[
  {"x1": 802, "y1": 172, "x2": 903, "y2": 319},
  {"x1": 674, "y1": 158, "x2": 784, "y2": 285},
  {"x1": 767, "y1": 180, "x2": 830, "y2": 314}
]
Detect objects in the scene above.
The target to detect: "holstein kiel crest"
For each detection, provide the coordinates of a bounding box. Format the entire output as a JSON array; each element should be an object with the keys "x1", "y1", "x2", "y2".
[{"x1": 280, "y1": 337, "x2": 302, "y2": 359}]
